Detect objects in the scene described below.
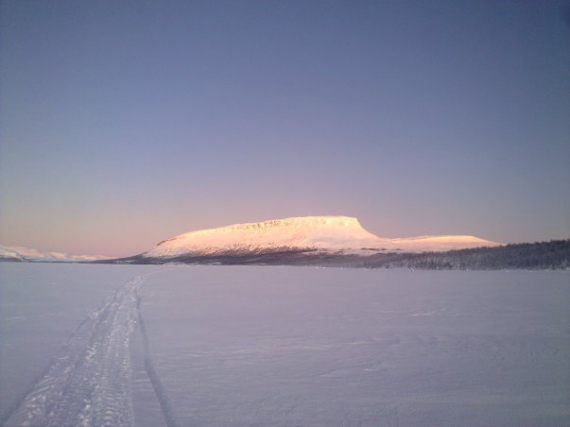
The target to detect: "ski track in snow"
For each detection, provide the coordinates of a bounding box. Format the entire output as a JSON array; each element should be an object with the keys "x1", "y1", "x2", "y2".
[
  {"x1": 2, "y1": 274, "x2": 176, "y2": 427},
  {"x1": 135, "y1": 288, "x2": 181, "y2": 427}
]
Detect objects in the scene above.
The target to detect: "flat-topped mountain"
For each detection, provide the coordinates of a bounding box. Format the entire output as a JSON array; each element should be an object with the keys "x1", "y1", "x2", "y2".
[
  {"x1": 4, "y1": 217, "x2": 567, "y2": 269},
  {"x1": 128, "y1": 216, "x2": 501, "y2": 264}
]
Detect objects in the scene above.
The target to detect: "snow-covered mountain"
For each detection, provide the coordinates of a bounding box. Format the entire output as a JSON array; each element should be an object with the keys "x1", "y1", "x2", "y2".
[
  {"x1": 0, "y1": 245, "x2": 109, "y2": 263},
  {"x1": 139, "y1": 216, "x2": 501, "y2": 262}
]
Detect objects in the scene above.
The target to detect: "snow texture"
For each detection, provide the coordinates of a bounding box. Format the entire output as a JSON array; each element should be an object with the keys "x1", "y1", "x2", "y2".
[
  {"x1": 1, "y1": 266, "x2": 152, "y2": 426},
  {"x1": 1, "y1": 264, "x2": 568, "y2": 427}
]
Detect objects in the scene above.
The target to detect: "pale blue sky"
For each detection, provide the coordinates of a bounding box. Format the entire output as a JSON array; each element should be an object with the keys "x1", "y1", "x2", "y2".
[{"x1": 1, "y1": 0, "x2": 569, "y2": 256}]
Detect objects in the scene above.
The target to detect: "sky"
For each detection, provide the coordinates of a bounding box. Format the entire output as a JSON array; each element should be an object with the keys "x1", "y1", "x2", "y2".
[{"x1": 1, "y1": 0, "x2": 569, "y2": 257}]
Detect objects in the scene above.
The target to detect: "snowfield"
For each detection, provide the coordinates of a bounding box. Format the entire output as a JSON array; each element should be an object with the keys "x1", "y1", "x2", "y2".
[{"x1": 1, "y1": 264, "x2": 568, "y2": 426}]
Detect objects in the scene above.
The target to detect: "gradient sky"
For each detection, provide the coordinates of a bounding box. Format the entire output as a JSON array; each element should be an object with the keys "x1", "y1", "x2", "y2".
[{"x1": 1, "y1": 0, "x2": 569, "y2": 257}]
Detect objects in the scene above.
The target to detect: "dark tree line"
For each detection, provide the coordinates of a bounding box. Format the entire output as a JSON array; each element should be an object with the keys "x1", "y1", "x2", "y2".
[{"x1": 358, "y1": 239, "x2": 570, "y2": 270}]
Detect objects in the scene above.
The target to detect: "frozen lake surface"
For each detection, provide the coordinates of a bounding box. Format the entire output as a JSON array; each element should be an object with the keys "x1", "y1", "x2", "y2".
[{"x1": 1, "y1": 264, "x2": 569, "y2": 426}]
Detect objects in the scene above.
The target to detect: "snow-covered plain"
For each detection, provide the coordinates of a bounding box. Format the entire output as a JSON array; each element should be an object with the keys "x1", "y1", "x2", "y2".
[{"x1": 1, "y1": 264, "x2": 568, "y2": 426}]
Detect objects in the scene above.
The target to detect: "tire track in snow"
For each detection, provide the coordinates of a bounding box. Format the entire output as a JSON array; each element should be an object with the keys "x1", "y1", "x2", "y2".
[
  {"x1": 135, "y1": 289, "x2": 181, "y2": 427},
  {"x1": 2, "y1": 276, "x2": 144, "y2": 426}
]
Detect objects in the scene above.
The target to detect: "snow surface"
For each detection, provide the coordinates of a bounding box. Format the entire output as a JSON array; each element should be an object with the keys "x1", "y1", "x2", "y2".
[
  {"x1": 0, "y1": 244, "x2": 109, "y2": 262},
  {"x1": 1, "y1": 264, "x2": 568, "y2": 426},
  {"x1": 143, "y1": 216, "x2": 501, "y2": 258}
]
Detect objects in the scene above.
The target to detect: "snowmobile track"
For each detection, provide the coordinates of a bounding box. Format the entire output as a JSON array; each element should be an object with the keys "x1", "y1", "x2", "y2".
[{"x1": 2, "y1": 274, "x2": 178, "y2": 427}]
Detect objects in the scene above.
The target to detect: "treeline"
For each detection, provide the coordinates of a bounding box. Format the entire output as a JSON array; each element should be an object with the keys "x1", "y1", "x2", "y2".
[{"x1": 358, "y1": 239, "x2": 570, "y2": 270}]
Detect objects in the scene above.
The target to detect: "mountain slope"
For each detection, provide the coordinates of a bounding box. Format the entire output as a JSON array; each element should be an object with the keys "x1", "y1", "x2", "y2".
[{"x1": 134, "y1": 216, "x2": 501, "y2": 263}]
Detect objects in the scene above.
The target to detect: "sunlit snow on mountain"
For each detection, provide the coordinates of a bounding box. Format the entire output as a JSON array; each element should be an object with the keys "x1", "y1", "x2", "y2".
[{"x1": 141, "y1": 216, "x2": 501, "y2": 260}]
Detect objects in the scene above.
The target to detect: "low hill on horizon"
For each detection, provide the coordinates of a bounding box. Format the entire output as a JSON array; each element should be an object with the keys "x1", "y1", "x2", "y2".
[{"x1": 0, "y1": 245, "x2": 109, "y2": 263}]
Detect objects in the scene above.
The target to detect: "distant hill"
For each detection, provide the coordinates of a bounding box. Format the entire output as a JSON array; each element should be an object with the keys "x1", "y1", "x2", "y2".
[
  {"x1": 104, "y1": 216, "x2": 568, "y2": 269},
  {"x1": 109, "y1": 239, "x2": 569, "y2": 271},
  {"x1": 122, "y1": 216, "x2": 501, "y2": 264},
  {"x1": 4, "y1": 216, "x2": 567, "y2": 269},
  {"x1": 0, "y1": 245, "x2": 109, "y2": 263}
]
